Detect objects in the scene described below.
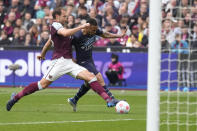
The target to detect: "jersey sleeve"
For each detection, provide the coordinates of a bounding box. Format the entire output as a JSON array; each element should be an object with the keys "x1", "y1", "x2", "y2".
[
  {"x1": 96, "y1": 29, "x2": 103, "y2": 36},
  {"x1": 52, "y1": 22, "x2": 64, "y2": 32}
]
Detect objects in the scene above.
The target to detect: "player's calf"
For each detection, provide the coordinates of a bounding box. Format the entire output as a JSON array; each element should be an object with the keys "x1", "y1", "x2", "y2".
[
  {"x1": 73, "y1": 84, "x2": 90, "y2": 103},
  {"x1": 77, "y1": 70, "x2": 112, "y2": 102},
  {"x1": 6, "y1": 81, "x2": 47, "y2": 111}
]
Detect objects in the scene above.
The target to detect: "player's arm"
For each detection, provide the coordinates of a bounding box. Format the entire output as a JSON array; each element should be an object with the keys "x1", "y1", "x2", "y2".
[
  {"x1": 100, "y1": 28, "x2": 127, "y2": 38},
  {"x1": 37, "y1": 38, "x2": 52, "y2": 60},
  {"x1": 57, "y1": 23, "x2": 90, "y2": 37}
]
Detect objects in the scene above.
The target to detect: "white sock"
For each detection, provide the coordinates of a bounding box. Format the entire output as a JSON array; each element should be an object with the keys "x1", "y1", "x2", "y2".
[
  {"x1": 37, "y1": 81, "x2": 43, "y2": 90},
  {"x1": 88, "y1": 77, "x2": 97, "y2": 84}
]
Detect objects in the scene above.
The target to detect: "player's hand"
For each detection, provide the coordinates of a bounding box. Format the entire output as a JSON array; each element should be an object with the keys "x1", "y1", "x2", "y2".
[{"x1": 37, "y1": 55, "x2": 45, "y2": 60}]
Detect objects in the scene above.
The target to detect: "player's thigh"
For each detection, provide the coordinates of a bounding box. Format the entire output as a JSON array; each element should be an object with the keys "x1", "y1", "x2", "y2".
[
  {"x1": 76, "y1": 70, "x2": 95, "y2": 82},
  {"x1": 65, "y1": 60, "x2": 94, "y2": 81},
  {"x1": 43, "y1": 57, "x2": 69, "y2": 81},
  {"x1": 96, "y1": 72, "x2": 105, "y2": 86}
]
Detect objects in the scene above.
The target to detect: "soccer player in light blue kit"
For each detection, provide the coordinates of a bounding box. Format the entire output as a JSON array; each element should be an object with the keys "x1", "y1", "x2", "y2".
[{"x1": 68, "y1": 18, "x2": 127, "y2": 111}]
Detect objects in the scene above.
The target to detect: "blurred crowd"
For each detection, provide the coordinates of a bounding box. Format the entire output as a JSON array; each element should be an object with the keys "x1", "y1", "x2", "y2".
[
  {"x1": 0, "y1": 0, "x2": 196, "y2": 49},
  {"x1": 162, "y1": 0, "x2": 197, "y2": 53}
]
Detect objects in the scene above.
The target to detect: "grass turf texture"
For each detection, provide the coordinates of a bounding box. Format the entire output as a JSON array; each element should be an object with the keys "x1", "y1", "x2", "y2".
[
  {"x1": 0, "y1": 88, "x2": 146, "y2": 131},
  {"x1": 1, "y1": 88, "x2": 196, "y2": 131}
]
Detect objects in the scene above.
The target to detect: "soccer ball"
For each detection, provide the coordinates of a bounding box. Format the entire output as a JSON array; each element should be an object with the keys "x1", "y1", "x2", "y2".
[{"x1": 115, "y1": 101, "x2": 130, "y2": 114}]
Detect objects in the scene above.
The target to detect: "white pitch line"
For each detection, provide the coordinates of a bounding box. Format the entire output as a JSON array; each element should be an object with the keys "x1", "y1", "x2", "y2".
[{"x1": 0, "y1": 119, "x2": 137, "y2": 126}]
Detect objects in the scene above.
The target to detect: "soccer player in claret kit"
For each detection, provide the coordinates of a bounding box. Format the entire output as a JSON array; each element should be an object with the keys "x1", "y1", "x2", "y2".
[
  {"x1": 6, "y1": 8, "x2": 116, "y2": 111},
  {"x1": 67, "y1": 18, "x2": 127, "y2": 111}
]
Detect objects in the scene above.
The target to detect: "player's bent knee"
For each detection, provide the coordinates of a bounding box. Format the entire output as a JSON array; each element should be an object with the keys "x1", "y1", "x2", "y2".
[
  {"x1": 40, "y1": 82, "x2": 47, "y2": 89},
  {"x1": 76, "y1": 70, "x2": 98, "y2": 83},
  {"x1": 78, "y1": 70, "x2": 95, "y2": 81},
  {"x1": 85, "y1": 70, "x2": 95, "y2": 77},
  {"x1": 88, "y1": 76, "x2": 97, "y2": 84},
  {"x1": 42, "y1": 84, "x2": 49, "y2": 89},
  {"x1": 40, "y1": 79, "x2": 52, "y2": 89}
]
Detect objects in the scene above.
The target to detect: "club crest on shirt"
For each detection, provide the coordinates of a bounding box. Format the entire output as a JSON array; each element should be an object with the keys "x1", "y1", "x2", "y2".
[{"x1": 81, "y1": 44, "x2": 93, "y2": 51}]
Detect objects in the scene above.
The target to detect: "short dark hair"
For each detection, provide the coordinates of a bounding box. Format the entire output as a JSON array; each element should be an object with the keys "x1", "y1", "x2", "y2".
[
  {"x1": 86, "y1": 18, "x2": 97, "y2": 26},
  {"x1": 79, "y1": 5, "x2": 87, "y2": 10},
  {"x1": 111, "y1": 53, "x2": 119, "y2": 60},
  {"x1": 52, "y1": 8, "x2": 62, "y2": 19}
]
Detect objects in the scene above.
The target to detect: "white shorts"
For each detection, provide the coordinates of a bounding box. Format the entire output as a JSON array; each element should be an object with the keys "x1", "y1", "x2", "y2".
[{"x1": 43, "y1": 57, "x2": 87, "y2": 81}]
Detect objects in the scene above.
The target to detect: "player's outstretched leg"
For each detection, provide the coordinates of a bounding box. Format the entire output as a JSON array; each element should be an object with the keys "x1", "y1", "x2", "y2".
[
  {"x1": 71, "y1": 84, "x2": 118, "y2": 103},
  {"x1": 96, "y1": 73, "x2": 120, "y2": 104},
  {"x1": 88, "y1": 78, "x2": 117, "y2": 107},
  {"x1": 6, "y1": 81, "x2": 46, "y2": 111},
  {"x1": 73, "y1": 84, "x2": 90, "y2": 103},
  {"x1": 103, "y1": 85, "x2": 120, "y2": 104},
  {"x1": 77, "y1": 70, "x2": 117, "y2": 107},
  {"x1": 68, "y1": 84, "x2": 90, "y2": 112},
  {"x1": 103, "y1": 85, "x2": 114, "y2": 99}
]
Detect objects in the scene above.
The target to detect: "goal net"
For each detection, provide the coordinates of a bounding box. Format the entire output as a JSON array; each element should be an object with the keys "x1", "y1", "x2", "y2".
[
  {"x1": 147, "y1": 0, "x2": 197, "y2": 131},
  {"x1": 160, "y1": 0, "x2": 197, "y2": 131}
]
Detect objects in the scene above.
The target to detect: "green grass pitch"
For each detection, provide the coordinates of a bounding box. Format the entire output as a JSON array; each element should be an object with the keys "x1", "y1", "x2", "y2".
[
  {"x1": 1, "y1": 88, "x2": 196, "y2": 131},
  {"x1": 0, "y1": 88, "x2": 146, "y2": 131}
]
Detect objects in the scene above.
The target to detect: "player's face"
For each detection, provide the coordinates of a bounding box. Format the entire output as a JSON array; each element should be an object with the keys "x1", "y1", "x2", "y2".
[
  {"x1": 60, "y1": 10, "x2": 67, "y2": 24},
  {"x1": 87, "y1": 25, "x2": 98, "y2": 35}
]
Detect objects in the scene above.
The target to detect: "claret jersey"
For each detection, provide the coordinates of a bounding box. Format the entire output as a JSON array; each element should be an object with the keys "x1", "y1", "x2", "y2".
[{"x1": 50, "y1": 22, "x2": 73, "y2": 60}]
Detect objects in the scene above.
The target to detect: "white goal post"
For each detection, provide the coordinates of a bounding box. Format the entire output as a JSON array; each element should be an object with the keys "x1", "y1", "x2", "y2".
[
  {"x1": 146, "y1": 0, "x2": 162, "y2": 131},
  {"x1": 147, "y1": 0, "x2": 197, "y2": 131}
]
